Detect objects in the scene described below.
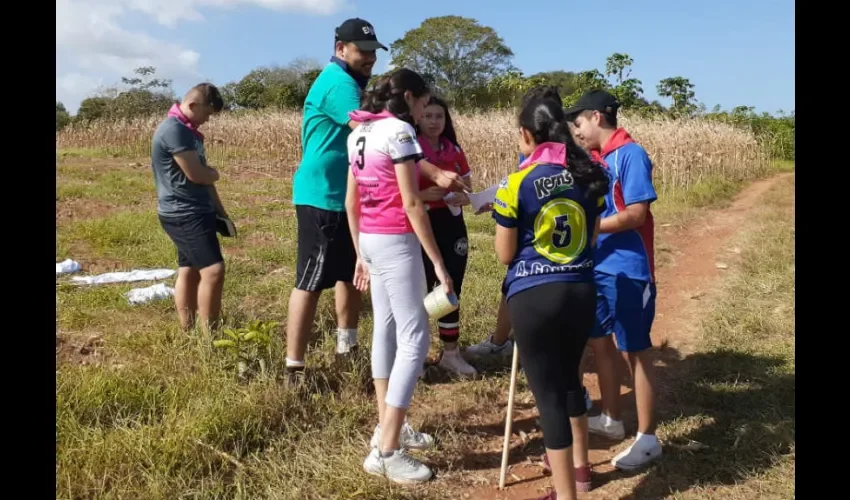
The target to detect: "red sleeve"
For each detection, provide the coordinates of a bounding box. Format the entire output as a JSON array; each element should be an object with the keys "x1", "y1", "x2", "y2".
[{"x1": 456, "y1": 146, "x2": 472, "y2": 176}]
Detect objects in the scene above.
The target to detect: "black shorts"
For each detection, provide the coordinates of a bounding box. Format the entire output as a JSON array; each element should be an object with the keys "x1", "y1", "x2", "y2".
[
  {"x1": 509, "y1": 281, "x2": 596, "y2": 449},
  {"x1": 295, "y1": 205, "x2": 356, "y2": 292},
  {"x1": 159, "y1": 212, "x2": 224, "y2": 269}
]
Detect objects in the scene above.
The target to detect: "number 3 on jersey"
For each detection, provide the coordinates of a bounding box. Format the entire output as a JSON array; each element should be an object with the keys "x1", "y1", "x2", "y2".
[
  {"x1": 354, "y1": 136, "x2": 366, "y2": 170},
  {"x1": 533, "y1": 199, "x2": 588, "y2": 264}
]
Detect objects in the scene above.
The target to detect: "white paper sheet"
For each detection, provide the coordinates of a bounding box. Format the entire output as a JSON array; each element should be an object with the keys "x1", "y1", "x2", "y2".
[
  {"x1": 126, "y1": 283, "x2": 176, "y2": 305},
  {"x1": 72, "y1": 269, "x2": 176, "y2": 285},
  {"x1": 467, "y1": 185, "x2": 499, "y2": 212}
]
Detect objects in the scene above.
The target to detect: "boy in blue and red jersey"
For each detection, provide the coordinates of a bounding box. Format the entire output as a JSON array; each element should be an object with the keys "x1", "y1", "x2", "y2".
[{"x1": 567, "y1": 89, "x2": 662, "y2": 470}]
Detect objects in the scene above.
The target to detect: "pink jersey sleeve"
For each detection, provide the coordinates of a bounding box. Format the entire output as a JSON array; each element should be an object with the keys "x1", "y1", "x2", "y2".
[{"x1": 349, "y1": 118, "x2": 423, "y2": 234}]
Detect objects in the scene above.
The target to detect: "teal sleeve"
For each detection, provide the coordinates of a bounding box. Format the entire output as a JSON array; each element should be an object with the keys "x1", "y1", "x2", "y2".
[{"x1": 322, "y1": 77, "x2": 361, "y2": 126}]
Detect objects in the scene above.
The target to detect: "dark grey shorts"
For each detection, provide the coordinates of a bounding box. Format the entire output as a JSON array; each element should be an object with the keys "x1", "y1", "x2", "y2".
[{"x1": 159, "y1": 212, "x2": 223, "y2": 269}]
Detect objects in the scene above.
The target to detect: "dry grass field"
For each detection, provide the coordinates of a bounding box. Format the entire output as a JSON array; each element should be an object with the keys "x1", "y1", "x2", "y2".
[
  {"x1": 57, "y1": 109, "x2": 769, "y2": 191},
  {"x1": 56, "y1": 110, "x2": 793, "y2": 499}
]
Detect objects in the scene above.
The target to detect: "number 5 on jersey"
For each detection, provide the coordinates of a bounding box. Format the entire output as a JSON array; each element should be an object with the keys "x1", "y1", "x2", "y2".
[
  {"x1": 552, "y1": 214, "x2": 572, "y2": 248},
  {"x1": 533, "y1": 199, "x2": 588, "y2": 264}
]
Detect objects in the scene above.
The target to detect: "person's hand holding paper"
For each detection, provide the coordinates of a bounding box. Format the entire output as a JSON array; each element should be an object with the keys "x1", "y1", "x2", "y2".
[
  {"x1": 467, "y1": 185, "x2": 499, "y2": 215},
  {"x1": 440, "y1": 184, "x2": 498, "y2": 215}
]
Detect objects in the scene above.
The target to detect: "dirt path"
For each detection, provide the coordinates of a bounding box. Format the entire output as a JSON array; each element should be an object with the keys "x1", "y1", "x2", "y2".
[{"x1": 435, "y1": 173, "x2": 793, "y2": 500}]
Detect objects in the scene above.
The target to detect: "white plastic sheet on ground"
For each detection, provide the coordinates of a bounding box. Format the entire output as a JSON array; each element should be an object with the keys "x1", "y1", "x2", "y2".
[
  {"x1": 126, "y1": 283, "x2": 175, "y2": 305},
  {"x1": 71, "y1": 269, "x2": 176, "y2": 285},
  {"x1": 56, "y1": 259, "x2": 82, "y2": 274}
]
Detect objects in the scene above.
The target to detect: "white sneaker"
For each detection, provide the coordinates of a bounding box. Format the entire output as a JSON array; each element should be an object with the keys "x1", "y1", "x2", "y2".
[
  {"x1": 363, "y1": 448, "x2": 433, "y2": 484},
  {"x1": 464, "y1": 335, "x2": 513, "y2": 359},
  {"x1": 438, "y1": 349, "x2": 478, "y2": 377},
  {"x1": 370, "y1": 422, "x2": 435, "y2": 450},
  {"x1": 611, "y1": 435, "x2": 662, "y2": 470},
  {"x1": 588, "y1": 413, "x2": 626, "y2": 440}
]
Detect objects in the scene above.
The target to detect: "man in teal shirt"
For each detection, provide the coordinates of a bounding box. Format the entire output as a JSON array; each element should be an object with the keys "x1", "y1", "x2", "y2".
[{"x1": 286, "y1": 18, "x2": 467, "y2": 378}]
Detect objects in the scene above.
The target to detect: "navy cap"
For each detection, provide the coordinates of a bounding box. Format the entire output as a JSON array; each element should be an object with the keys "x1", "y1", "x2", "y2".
[{"x1": 335, "y1": 18, "x2": 387, "y2": 51}]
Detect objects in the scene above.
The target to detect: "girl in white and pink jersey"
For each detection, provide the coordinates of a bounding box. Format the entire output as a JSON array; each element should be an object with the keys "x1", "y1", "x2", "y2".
[{"x1": 344, "y1": 68, "x2": 453, "y2": 485}]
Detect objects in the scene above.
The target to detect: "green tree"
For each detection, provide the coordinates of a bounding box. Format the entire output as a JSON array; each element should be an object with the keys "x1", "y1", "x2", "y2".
[
  {"x1": 109, "y1": 89, "x2": 174, "y2": 118},
  {"x1": 480, "y1": 71, "x2": 548, "y2": 109},
  {"x1": 389, "y1": 16, "x2": 514, "y2": 106},
  {"x1": 605, "y1": 53, "x2": 645, "y2": 110},
  {"x1": 298, "y1": 68, "x2": 321, "y2": 97},
  {"x1": 528, "y1": 70, "x2": 580, "y2": 98},
  {"x1": 657, "y1": 76, "x2": 697, "y2": 116},
  {"x1": 76, "y1": 96, "x2": 111, "y2": 122},
  {"x1": 219, "y1": 82, "x2": 238, "y2": 111},
  {"x1": 108, "y1": 66, "x2": 174, "y2": 118},
  {"x1": 605, "y1": 53, "x2": 634, "y2": 85},
  {"x1": 562, "y1": 69, "x2": 610, "y2": 107},
  {"x1": 231, "y1": 69, "x2": 272, "y2": 109},
  {"x1": 120, "y1": 65, "x2": 172, "y2": 92},
  {"x1": 703, "y1": 105, "x2": 795, "y2": 160},
  {"x1": 75, "y1": 66, "x2": 175, "y2": 120},
  {"x1": 229, "y1": 60, "x2": 322, "y2": 110},
  {"x1": 56, "y1": 101, "x2": 71, "y2": 131}
]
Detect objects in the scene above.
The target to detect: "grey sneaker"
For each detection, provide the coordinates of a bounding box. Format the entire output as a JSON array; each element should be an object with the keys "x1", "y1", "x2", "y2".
[
  {"x1": 284, "y1": 368, "x2": 306, "y2": 390},
  {"x1": 370, "y1": 422, "x2": 435, "y2": 450},
  {"x1": 363, "y1": 448, "x2": 433, "y2": 484},
  {"x1": 464, "y1": 335, "x2": 513, "y2": 359},
  {"x1": 588, "y1": 413, "x2": 626, "y2": 440}
]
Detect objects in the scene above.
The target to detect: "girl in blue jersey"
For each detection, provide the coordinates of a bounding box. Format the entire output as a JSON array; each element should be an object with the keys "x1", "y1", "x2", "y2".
[{"x1": 493, "y1": 97, "x2": 609, "y2": 500}]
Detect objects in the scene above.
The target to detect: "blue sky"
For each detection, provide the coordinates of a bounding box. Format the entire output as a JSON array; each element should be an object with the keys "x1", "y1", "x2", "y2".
[{"x1": 57, "y1": 0, "x2": 794, "y2": 115}]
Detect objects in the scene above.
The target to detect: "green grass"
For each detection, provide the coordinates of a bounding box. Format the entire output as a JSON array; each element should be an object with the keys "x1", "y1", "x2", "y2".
[
  {"x1": 56, "y1": 156, "x2": 794, "y2": 499},
  {"x1": 770, "y1": 160, "x2": 795, "y2": 173},
  {"x1": 636, "y1": 174, "x2": 795, "y2": 499},
  {"x1": 57, "y1": 169, "x2": 152, "y2": 204},
  {"x1": 57, "y1": 147, "x2": 119, "y2": 159}
]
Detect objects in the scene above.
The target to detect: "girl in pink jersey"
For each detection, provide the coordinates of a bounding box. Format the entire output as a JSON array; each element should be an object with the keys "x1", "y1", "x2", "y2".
[
  {"x1": 415, "y1": 96, "x2": 479, "y2": 377},
  {"x1": 345, "y1": 68, "x2": 453, "y2": 484}
]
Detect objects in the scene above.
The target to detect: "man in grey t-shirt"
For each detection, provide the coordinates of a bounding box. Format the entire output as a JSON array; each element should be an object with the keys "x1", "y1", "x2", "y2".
[{"x1": 152, "y1": 83, "x2": 229, "y2": 332}]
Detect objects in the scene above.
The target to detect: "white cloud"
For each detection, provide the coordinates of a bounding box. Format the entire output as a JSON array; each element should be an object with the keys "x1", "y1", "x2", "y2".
[
  {"x1": 123, "y1": 0, "x2": 346, "y2": 27},
  {"x1": 57, "y1": 73, "x2": 106, "y2": 112},
  {"x1": 56, "y1": 0, "x2": 346, "y2": 113}
]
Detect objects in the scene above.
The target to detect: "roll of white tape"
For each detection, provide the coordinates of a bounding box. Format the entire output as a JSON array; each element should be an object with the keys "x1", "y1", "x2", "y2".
[{"x1": 424, "y1": 286, "x2": 459, "y2": 318}]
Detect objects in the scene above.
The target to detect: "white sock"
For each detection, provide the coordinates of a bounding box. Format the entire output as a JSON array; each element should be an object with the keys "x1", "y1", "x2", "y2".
[
  {"x1": 635, "y1": 432, "x2": 658, "y2": 448},
  {"x1": 336, "y1": 328, "x2": 357, "y2": 353},
  {"x1": 285, "y1": 358, "x2": 305, "y2": 369},
  {"x1": 442, "y1": 341, "x2": 458, "y2": 352}
]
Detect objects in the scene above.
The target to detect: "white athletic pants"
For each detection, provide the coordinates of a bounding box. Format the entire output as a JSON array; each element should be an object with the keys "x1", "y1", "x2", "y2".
[{"x1": 359, "y1": 232, "x2": 430, "y2": 409}]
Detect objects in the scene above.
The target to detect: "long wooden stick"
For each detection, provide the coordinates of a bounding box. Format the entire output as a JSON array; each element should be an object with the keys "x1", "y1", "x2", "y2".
[{"x1": 499, "y1": 342, "x2": 520, "y2": 489}]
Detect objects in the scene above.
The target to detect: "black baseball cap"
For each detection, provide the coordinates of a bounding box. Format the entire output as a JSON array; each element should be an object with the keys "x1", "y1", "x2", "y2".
[
  {"x1": 335, "y1": 18, "x2": 387, "y2": 51},
  {"x1": 564, "y1": 89, "x2": 620, "y2": 119}
]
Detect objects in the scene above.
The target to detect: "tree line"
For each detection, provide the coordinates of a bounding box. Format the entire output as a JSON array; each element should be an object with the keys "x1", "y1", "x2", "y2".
[{"x1": 56, "y1": 16, "x2": 794, "y2": 160}]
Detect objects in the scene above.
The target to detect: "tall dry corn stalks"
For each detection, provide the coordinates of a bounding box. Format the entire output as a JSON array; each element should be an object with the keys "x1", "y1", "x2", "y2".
[{"x1": 57, "y1": 109, "x2": 768, "y2": 192}]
